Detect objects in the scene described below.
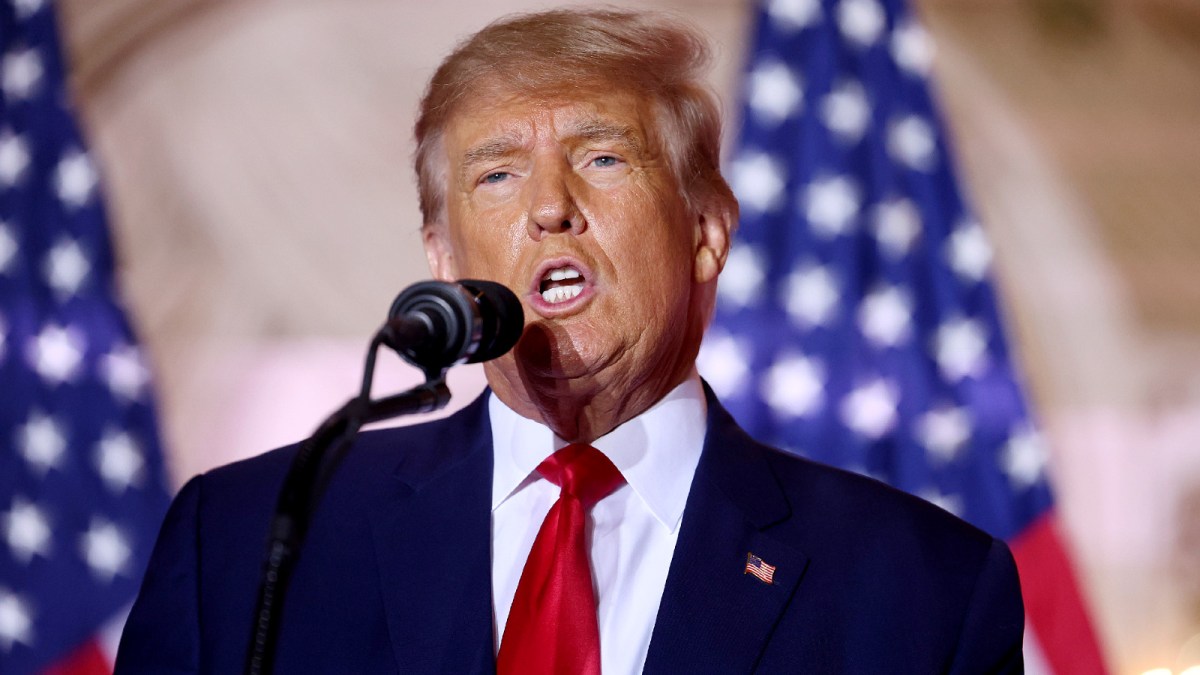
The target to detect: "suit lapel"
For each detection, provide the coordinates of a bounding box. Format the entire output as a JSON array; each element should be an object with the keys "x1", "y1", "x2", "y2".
[
  {"x1": 644, "y1": 388, "x2": 810, "y2": 674},
  {"x1": 369, "y1": 393, "x2": 497, "y2": 674}
]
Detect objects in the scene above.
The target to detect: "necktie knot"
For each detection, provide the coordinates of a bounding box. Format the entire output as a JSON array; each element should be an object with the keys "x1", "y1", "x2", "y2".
[{"x1": 537, "y1": 443, "x2": 624, "y2": 508}]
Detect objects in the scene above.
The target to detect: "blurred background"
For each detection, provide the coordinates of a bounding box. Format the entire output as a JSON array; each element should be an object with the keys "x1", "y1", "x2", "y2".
[{"x1": 39, "y1": 0, "x2": 1200, "y2": 672}]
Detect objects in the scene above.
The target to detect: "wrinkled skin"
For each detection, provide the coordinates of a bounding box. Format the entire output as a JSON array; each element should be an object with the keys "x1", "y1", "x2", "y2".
[{"x1": 423, "y1": 87, "x2": 733, "y2": 442}]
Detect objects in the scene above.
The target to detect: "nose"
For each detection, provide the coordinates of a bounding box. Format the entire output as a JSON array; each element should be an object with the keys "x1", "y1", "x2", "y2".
[{"x1": 525, "y1": 162, "x2": 585, "y2": 239}]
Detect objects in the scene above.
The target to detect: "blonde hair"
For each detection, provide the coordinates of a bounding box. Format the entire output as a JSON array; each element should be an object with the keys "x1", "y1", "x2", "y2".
[{"x1": 414, "y1": 8, "x2": 736, "y2": 226}]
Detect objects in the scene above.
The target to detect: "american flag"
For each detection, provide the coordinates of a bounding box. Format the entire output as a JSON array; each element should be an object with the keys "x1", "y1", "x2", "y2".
[
  {"x1": 699, "y1": 0, "x2": 1107, "y2": 672},
  {"x1": 0, "y1": 1, "x2": 171, "y2": 673},
  {"x1": 744, "y1": 553, "x2": 776, "y2": 586}
]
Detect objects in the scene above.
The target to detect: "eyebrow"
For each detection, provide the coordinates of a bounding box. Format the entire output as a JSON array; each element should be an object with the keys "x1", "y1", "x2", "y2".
[
  {"x1": 566, "y1": 120, "x2": 644, "y2": 155},
  {"x1": 461, "y1": 134, "x2": 525, "y2": 168},
  {"x1": 457, "y1": 118, "x2": 646, "y2": 174}
]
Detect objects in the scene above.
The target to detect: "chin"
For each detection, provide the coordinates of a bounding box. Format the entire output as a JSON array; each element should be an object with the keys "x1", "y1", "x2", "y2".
[{"x1": 509, "y1": 321, "x2": 618, "y2": 381}]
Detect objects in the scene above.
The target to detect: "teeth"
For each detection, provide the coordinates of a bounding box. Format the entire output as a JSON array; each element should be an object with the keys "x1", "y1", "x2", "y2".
[
  {"x1": 541, "y1": 284, "x2": 583, "y2": 304},
  {"x1": 547, "y1": 267, "x2": 582, "y2": 282}
]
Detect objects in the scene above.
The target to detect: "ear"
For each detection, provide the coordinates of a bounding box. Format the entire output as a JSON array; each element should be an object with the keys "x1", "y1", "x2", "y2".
[
  {"x1": 692, "y1": 199, "x2": 735, "y2": 285},
  {"x1": 422, "y1": 224, "x2": 459, "y2": 281}
]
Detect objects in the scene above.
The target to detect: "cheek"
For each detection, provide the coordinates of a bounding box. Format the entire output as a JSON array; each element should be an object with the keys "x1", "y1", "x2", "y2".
[
  {"x1": 623, "y1": 192, "x2": 694, "y2": 269},
  {"x1": 450, "y1": 221, "x2": 524, "y2": 280},
  {"x1": 601, "y1": 205, "x2": 694, "y2": 306},
  {"x1": 603, "y1": 182, "x2": 681, "y2": 244}
]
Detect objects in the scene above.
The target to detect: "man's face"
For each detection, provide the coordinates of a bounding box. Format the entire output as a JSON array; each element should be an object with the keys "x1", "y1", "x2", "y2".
[{"x1": 424, "y1": 86, "x2": 729, "y2": 418}]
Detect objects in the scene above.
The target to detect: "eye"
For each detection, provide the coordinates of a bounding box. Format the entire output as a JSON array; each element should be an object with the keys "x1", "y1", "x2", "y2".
[
  {"x1": 481, "y1": 171, "x2": 509, "y2": 184},
  {"x1": 590, "y1": 155, "x2": 620, "y2": 168}
]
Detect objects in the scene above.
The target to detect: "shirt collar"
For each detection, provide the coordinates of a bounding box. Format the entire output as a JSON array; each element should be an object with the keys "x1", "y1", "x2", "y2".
[{"x1": 489, "y1": 371, "x2": 707, "y2": 533}]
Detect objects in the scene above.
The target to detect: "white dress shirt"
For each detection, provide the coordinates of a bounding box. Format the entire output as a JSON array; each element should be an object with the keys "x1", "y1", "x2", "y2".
[{"x1": 489, "y1": 372, "x2": 707, "y2": 675}]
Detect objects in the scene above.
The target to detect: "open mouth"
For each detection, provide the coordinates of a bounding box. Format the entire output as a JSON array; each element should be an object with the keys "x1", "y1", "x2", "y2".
[
  {"x1": 528, "y1": 259, "x2": 594, "y2": 315},
  {"x1": 538, "y1": 265, "x2": 585, "y2": 304}
]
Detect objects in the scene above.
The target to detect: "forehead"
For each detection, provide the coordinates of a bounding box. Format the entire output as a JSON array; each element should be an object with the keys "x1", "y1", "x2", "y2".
[{"x1": 442, "y1": 85, "x2": 660, "y2": 158}]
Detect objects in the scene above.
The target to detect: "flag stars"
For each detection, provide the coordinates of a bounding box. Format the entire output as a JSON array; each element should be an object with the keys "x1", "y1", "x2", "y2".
[
  {"x1": 100, "y1": 344, "x2": 151, "y2": 402},
  {"x1": 54, "y1": 150, "x2": 99, "y2": 209},
  {"x1": 934, "y1": 318, "x2": 989, "y2": 380},
  {"x1": 805, "y1": 175, "x2": 861, "y2": 237},
  {"x1": 698, "y1": 331, "x2": 752, "y2": 399},
  {"x1": 840, "y1": 379, "x2": 899, "y2": 439},
  {"x1": 13, "y1": 0, "x2": 47, "y2": 19},
  {"x1": 821, "y1": 80, "x2": 870, "y2": 144},
  {"x1": 43, "y1": 238, "x2": 91, "y2": 297},
  {"x1": 783, "y1": 263, "x2": 840, "y2": 327},
  {"x1": 17, "y1": 412, "x2": 67, "y2": 475},
  {"x1": 0, "y1": 221, "x2": 17, "y2": 274},
  {"x1": 845, "y1": 463, "x2": 885, "y2": 482},
  {"x1": 859, "y1": 285, "x2": 913, "y2": 347},
  {"x1": 2, "y1": 48, "x2": 43, "y2": 101},
  {"x1": 887, "y1": 115, "x2": 937, "y2": 172},
  {"x1": 892, "y1": 19, "x2": 935, "y2": 77},
  {"x1": 0, "y1": 588, "x2": 34, "y2": 652},
  {"x1": 919, "y1": 488, "x2": 963, "y2": 517},
  {"x1": 730, "y1": 152, "x2": 787, "y2": 215},
  {"x1": 767, "y1": 0, "x2": 821, "y2": 32},
  {"x1": 0, "y1": 130, "x2": 31, "y2": 187},
  {"x1": 947, "y1": 220, "x2": 993, "y2": 282},
  {"x1": 705, "y1": 0, "x2": 1046, "y2": 549},
  {"x1": 2, "y1": 497, "x2": 52, "y2": 564},
  {"x1": 718, "y1": 245, "x2": 766, "y2": 308},
  {"x1": 837, "y1": 0, "x2": 887, "y2": 48},
  {"x1": 748, "y1": 60, "x2": 803, "y2": 125},
  {"x1": 761, "y1": 353, "x2": 824, "y2": 418},
  {"x1": 1002, "y1": 428, "x2": 1049, "y2": 489},
  {"x1": 917, "y1": 406, "x2": 972, "y2": 462},
  {"x1": 80, "y1": 519, "x2": 132, "y2": 582},
  {"x1": 28, "y1": 323, "x2": 86, "y2": 385},
  {"x1": 873, "y1": 197, "x2": 922, "y2": 258},
  {"x1": 96, "y1": 429, "x2": 145, "y2": 493}
]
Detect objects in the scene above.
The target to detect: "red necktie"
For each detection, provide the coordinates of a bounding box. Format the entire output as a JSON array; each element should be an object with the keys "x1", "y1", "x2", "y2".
[{"x1": 496, "y1": 444, "x2": 625, "y2": 675}]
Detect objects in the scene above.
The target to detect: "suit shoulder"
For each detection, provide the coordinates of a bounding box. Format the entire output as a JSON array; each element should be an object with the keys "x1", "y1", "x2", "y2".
[
  {"x1": 739, "y1": 446, "x2": 1023, "y2": 671},
  {"x1": 196, "y1": 390, "x2": 491, "y2": 513},
  {"x1": 700, "y1": 386, "x2": 996, "y2": 560},
  {"x1": 759, "y1": 443, "x2": 997, "y2": 561}
]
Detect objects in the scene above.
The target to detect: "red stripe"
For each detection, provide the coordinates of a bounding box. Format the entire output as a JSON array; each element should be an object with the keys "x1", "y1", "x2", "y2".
[
  {"x1": 1010, "y1": 512, "x2": 1109, "y2": 675},
  {"x1": 40, "y1": 638, "x2": 111, "y2": 675}
]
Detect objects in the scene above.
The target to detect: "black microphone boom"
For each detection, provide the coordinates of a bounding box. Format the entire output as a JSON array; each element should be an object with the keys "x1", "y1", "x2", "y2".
[
  {"x1": 381, "y1": 279, "x2": 524, "y2": 378},
  {"x1": 245, "y1": 279, "x2": 522, "y2": 675}
]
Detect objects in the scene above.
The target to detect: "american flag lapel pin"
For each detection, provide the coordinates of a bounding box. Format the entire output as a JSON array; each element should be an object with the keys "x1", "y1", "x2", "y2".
[{"x1": 744, "y1": 552, "x2": 776, "y2": 585}]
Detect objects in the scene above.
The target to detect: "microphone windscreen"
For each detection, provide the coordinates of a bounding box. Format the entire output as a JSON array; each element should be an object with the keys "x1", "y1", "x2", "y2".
[
  {"x1": 386, "y1": 281, "x2": 476, "y2": 371},
  {"x1": 458, "y1": 279, "x2": 524, "y2": 363}
]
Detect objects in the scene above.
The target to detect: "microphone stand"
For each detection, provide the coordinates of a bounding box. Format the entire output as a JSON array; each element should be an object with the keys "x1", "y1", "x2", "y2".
[{"x1": 244, "y1": 334, "x2": 452, "y2": 675}]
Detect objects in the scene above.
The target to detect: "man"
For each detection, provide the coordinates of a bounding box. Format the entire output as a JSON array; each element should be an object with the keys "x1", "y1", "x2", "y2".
[{"x1": 116, "y1": 8, "x2": 1024, "y2": 674}]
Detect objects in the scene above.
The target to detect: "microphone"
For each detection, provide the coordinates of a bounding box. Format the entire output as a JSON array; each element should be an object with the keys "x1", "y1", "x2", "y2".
[
  {"x1": 246, "y1": 280, "x2": 520, "y2": 675},
  {"x1": 380, "y1": 279, "x2": 524, "y2": 375}
]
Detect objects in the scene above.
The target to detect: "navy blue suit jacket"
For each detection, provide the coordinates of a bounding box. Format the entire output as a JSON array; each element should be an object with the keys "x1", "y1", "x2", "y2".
[{"x1": 115, "y1": 387, "x2": 1023, "y2": 673}]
